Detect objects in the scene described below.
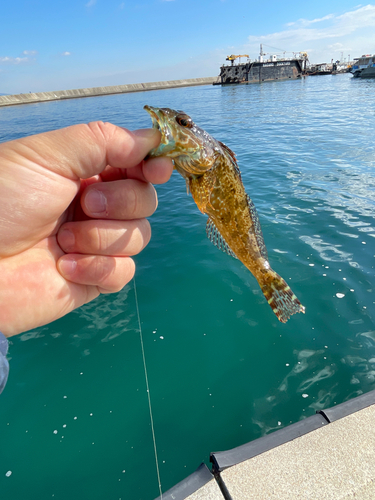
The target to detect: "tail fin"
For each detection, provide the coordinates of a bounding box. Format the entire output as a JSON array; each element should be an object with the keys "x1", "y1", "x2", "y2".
[{"x1": 261, "y1": 273, "x2": 305, "y2": 323}]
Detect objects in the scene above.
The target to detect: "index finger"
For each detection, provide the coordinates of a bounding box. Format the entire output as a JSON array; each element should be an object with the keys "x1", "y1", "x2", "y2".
[
  {"x1": 125, "y1": 156, "x2": 174, "y2": 185},
  {"x1": 92, "y1": 155, "x2": 174, "y2": 185}
]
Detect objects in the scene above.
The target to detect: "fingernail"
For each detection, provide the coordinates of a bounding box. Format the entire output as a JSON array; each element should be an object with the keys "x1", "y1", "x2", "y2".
[
  {"x1": 58, "y1": 258, "x2": 77, "y2": 277},
  {"x1": 85, "y1": 189, "x2": 107, "y2": 215},
  {"x1": 59, "y1": 229, "x2": 75, "y2": 251}
]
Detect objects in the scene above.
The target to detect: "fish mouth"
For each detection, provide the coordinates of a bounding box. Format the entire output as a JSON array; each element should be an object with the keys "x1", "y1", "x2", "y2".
[
  {"x1": 144, "y1": 105, "x2": 172, "y2": 139},
  {"x1": 144, "y1": 105, "x2": 175, "y2": 156},
  {"x1": 144, "y1": 105, "x2": 162, "y2": 132}
]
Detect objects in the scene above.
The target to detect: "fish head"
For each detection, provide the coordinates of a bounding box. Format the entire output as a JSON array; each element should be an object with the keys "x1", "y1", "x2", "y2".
[{"x1": 144, "y1": 105, "x2": 219, "y2": 175}]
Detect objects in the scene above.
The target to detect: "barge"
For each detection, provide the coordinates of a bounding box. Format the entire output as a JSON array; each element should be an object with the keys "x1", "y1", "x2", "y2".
[{"x1": 215, "y1": 45, "x2": 308, "y2": 85}]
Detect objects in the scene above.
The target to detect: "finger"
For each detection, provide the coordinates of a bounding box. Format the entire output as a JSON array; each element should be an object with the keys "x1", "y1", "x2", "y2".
[
  {"x1": 143, "y1": 156, "x2": 174, "y2": 184},
  {"x1": 81, "y1": 179, "x2": 158, "y2": 219},
  {"x1": 57, "y1": 254, "x2": 135, "y2": 293},
  {"x1": 57, "y1": 219, "x2": 151, "y2": 256},
  {"x1": 100, "y1": 156, "x2": 173, "y2": 185},
  {"x1": 99, "y1": 165, "x2": 127, "y2": 182},
  {"x1": 6, "y1": 124, "x2": 162, "y2": 181},
  {"x1": 126, "y1": 157, "x2": 174, "y2": 185}
]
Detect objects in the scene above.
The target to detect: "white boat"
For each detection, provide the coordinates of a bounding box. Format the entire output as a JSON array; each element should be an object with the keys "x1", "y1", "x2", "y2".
[{"x1": 350, "y1": 55, "x2": 375, "y2": 78}]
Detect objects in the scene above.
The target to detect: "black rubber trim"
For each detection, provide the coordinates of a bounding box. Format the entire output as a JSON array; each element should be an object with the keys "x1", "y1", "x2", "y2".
[
  {"x1": 211, "y1": 389, "x2": 375, "y2": 473},
  {"x1": 210, "y1": 413, "x2": 328, "y2": 472},
  {"x1": 319, "y1": 389, "x2": 375, "y2": 423},
  {"x1": 154, "y1": 462, "x2": 214, "y2": 500}
]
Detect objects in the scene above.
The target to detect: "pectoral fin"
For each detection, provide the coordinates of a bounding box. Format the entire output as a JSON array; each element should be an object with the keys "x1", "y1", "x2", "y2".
[{"x1": 189, "y1": 174, "x2": 216, "y2": 214}]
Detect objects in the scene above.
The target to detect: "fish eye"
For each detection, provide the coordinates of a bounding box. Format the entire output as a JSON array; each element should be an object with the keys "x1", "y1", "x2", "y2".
[{"x1": 176, "y1": 114, "x2": 193, "y2": 128}]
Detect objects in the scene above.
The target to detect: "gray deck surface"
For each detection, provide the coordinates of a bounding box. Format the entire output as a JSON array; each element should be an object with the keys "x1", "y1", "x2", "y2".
[
  {"x1": 185, "y1": 479, "x2": 223, "y2": 500},
  {"x1": 220, "y1": 404, "x2": 375, "y2": 499}
]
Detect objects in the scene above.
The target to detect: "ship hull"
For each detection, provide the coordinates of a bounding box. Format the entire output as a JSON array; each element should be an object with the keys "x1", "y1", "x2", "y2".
[
  {"x1": 359, "y1": 66, "x2": 375, "y2": 78},
  {"x1": 218, "y1": 59, "x2": 304, "y2": 85},
  {"x1": 350, "y1": 56, "x2": 375, "y2": 79}
]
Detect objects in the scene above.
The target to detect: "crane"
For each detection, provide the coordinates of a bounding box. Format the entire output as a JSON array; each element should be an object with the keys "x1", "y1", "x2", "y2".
[{"x1": 226, "y1": 54, "x2": 249, "y2": 66}]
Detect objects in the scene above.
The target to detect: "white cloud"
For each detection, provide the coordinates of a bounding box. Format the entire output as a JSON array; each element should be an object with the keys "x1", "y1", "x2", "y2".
[
  {"x1": 0, "y1": 49, "x2": 38, "y2": 64},
  {"x1": 337, "y1": 4, "x2": 375, "y2": 27},
  {"x1": 0, "y1": 56, "x2": 29, "y2": 64},
  {"x1": 62, "y1": 52, "x2": 71, "y2": 56},
  {"x1": 246, "y1": 4, "x2": 375, "y2": 63},
  {"x1": 288, "y1": 14, "x2": 335, "y2": 27}
]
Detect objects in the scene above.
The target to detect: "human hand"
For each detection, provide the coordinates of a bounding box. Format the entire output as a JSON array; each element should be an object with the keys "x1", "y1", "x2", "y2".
[{"x1": 0, "y1": 122, "x2": 173, "y2": 337}]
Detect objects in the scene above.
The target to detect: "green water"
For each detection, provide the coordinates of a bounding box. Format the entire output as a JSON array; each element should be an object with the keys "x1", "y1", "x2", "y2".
[{"x1": 1, "y1": 74, "x2": 375, "y2": 499}]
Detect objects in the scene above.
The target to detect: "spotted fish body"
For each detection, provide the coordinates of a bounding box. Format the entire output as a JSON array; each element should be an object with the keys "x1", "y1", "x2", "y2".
[{"x1": 144, "y1": 105, "x2": 305, "y2": 322}]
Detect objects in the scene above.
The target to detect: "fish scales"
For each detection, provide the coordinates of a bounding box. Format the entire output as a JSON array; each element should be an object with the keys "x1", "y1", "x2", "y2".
[
  {"x1": 202, "y1": 158, "x2": 257, "y2": 260},
  {"x1": 144, "y1": 105, "x2": 305, "y2": 323}
]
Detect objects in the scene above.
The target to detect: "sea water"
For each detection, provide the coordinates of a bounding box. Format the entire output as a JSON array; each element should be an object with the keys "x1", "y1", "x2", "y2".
[{"x1": 0, "y1": 74, "x2": 375, "y2": 499}]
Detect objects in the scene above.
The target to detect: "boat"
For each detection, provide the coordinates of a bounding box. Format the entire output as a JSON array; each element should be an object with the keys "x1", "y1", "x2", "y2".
[
  {"x1": 305, "y1": 63, "x2": 333, "y2": 76},
  {"x1": 214, "y1": 45, "x2": 308, "y2": 85},
  {"x1": 350, "y1": 55, "x2": 375, "y2": 78}
]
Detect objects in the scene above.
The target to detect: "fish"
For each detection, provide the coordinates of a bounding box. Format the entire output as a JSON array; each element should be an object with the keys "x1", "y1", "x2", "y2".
[{"x1": 144, "y1": 105, "x2": 305, "y2": 323}]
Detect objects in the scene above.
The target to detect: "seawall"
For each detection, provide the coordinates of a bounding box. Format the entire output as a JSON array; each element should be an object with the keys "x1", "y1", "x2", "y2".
[{"x1": 0, "y1": 77, "x2": 217, "y2": 108}]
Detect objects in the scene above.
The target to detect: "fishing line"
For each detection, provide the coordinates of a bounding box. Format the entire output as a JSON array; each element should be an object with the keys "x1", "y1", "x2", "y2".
[{"x1": 133, "y1": 277, "x2": 163, "y2": 499}]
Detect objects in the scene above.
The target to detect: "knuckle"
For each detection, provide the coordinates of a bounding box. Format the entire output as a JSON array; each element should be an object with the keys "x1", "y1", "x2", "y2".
[
  {"x1": 86, "y1": 121, "x2": 115, "y2": 143},
  {"x1": 94, "y1": 255, "x2": 112, "y2": 279},
  {"x1": 117, "y1": 181, "x2": 137, "y2": 218},
  {"x1": 91, "y1": 224, "x2": 105, "y2": 252},
  {"x1": 122, "y1": 180, "x2": 158, "y2": 218},
  {"x1": 127, "y1": 184, "x2": 138, "y2": 218}
]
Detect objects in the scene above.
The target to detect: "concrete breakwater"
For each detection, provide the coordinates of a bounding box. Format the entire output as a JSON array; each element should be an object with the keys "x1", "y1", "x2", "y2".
[{"x1": 0, "y1": 76, "x2": 217, "y2": 107}]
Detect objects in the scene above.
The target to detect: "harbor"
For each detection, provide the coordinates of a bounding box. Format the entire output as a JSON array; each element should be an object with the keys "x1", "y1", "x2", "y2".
[
  {"x1": 1, "y1": 49, "x2": 373, "y2": 109},
  {"x1": 213, "y1": 45, "x2": 360, "y2": 85}
]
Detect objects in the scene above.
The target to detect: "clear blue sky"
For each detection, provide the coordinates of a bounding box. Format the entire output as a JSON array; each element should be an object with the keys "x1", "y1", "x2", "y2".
[{"x1": 1, "y1": 0, "x2": 374, "y2": 94}]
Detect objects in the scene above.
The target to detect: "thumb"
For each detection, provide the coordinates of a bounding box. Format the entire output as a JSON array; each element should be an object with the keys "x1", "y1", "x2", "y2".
[{"x1": 7, "y1": 122, "x2": 161, "y2": 181}]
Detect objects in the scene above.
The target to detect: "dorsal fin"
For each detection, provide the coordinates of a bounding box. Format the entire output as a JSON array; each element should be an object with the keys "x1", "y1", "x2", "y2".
[
  {"x1": 218, "y1": 141, "x2": 242, "y2": 177},
  {"x1": 206, "y1": 218, "x2": 238, "y2": 259},
  {"x1": 218, "y1": 141, "x2": 237, "y2": 163},
  {"x1": 246, "y1": 195, "x2": 268, "y2": 260}
]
